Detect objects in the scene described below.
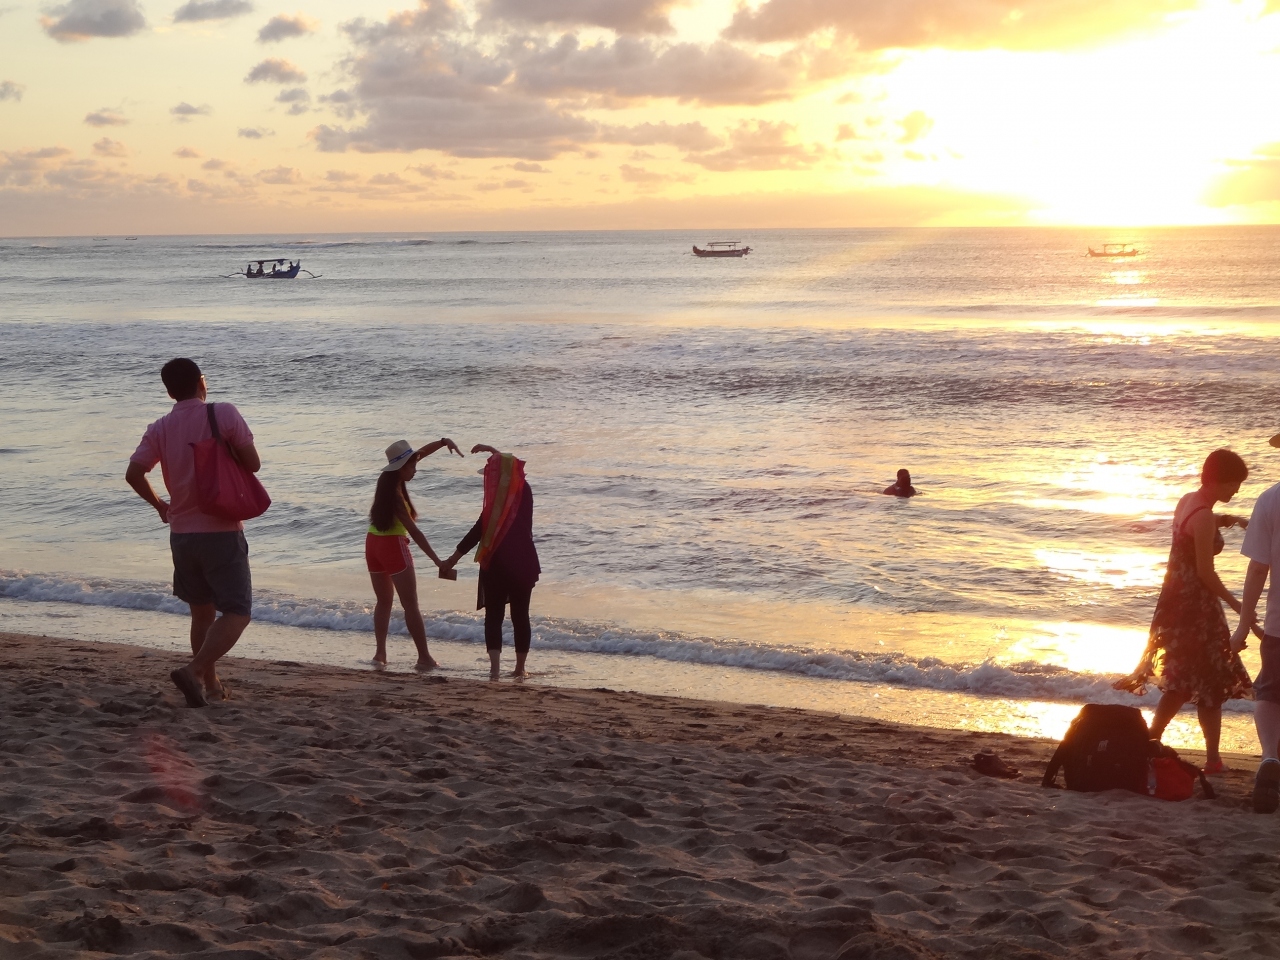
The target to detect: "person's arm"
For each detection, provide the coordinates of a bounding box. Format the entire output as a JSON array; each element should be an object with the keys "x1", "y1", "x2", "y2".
[
  {"x1": 440, "y1": 517, "x2": 483, "y2": 571},
  {"x1": 471, "y1": 443, "x2": 501, "y2": 456},
  {"x1": 1218, "y1": 513, "x2": 1248, "y2": 529},
  {"x1": 232, "y1": 442, "x2": 261, "y2": 473},
  {"x1": 416, "y1": 437, "x2": 463, "y2": 460},
  {"x1": 396, "y1": 503, "x2": 441, "y2": 566},
  {"x1": 125, "y1": 461, "x2": 169, "y2": 524},
  {"x1": 1233, "y1": 560, "x2": 1272, "y2": 651},
  {"x1": 1190, "y1": 508, "x2": 1240, "y2": 611}
]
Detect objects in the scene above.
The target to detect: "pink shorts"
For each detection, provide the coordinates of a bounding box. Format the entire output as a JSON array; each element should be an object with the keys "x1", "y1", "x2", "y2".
[{"x1": 365, "y1": 533, "x2": 413, "y2": 575}]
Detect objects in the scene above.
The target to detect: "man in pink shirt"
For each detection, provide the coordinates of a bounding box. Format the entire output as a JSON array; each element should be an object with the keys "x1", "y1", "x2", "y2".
[{"x1": 126, "y1": 358, "x2": 262, "y2": 708}]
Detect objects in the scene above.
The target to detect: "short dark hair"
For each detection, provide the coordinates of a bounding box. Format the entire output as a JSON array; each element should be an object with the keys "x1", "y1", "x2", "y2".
[
  {"x1": 161, "y1": 358, "x2": 202, "y2": 400},
  {"x1": 1201, "y1": 448, "x2": 1248, "y2": 486},
  {"x1": 897, "y1": 469, "x2": 911, "y2": 483}
]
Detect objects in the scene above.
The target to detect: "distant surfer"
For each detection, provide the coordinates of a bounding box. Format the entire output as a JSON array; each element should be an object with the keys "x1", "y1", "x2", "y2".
[{"x1": 882, "y1": 469, "x2": 917, "y2": 498}]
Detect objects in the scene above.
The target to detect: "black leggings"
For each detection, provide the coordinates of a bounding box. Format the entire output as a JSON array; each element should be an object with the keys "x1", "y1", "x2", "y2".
[{"x1": 484, "y1": 582, "x2": 533, "y2": 654}]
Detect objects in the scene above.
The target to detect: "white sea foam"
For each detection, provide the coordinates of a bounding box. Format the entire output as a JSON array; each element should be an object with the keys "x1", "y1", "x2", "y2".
[{"x1": 0, "y1": 569, "x2": 1214, "y2": 711}]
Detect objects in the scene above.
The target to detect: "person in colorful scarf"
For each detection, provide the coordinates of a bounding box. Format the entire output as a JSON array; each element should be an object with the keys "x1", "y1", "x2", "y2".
[{"x1": 440, "y1": 445, "x2": 541, "y2": 680}]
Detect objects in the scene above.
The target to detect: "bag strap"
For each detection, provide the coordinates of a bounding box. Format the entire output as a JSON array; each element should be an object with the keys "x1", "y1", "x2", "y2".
[
  {"x1": 1042, "y1": 743, "x2": 1066, "y2": 788},
  {"x1": 205, "y1": 402, "x2": 222, "y2": 442},
  {"x1": 204, "y1": 402, "x2": 244, "y2": 466}
]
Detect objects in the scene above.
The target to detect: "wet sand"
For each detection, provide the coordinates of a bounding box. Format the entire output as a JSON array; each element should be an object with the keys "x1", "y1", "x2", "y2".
[{"x1": 2, "y1": 631, "x2": 1278, "y2": 959}]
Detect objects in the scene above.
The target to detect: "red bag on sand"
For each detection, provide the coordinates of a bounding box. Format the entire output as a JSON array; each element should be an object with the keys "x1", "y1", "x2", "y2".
[
  {"x1": 1148, "y1": 756, "x2": 1197, "y2": 802},
  {"x1": 191, "y1": 403, "x2": 271, "y2": 522}
]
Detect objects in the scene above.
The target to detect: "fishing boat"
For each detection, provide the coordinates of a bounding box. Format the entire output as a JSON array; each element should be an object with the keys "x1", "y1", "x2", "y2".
[
  {"x1": 1087, "y1": 243, "x2": 1139, "y2": 258},
  {"x1": 693, "y1": 241, "x2": 751, "y2": 258},
  {"x1": 226, "y1": 259, "x2": 319, "y2": 279}
]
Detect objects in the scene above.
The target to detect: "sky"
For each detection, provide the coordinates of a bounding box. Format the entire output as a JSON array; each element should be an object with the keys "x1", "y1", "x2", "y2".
[{"x1": 2, "y1": 0, "x2": 1280, "y2": 234}]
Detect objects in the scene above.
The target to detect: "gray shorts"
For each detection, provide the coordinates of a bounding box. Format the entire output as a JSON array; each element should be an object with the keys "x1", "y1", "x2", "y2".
[
  {"x1": 1254, "y1": 634, "x2": 1280, "y2": 704},
  {"x1": 170, "y1": 531, "x2": 252, "y2": 617}
]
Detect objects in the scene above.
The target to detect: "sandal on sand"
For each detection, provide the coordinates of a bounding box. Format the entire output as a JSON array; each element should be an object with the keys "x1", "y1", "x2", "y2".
[
  {"x1": 170, "y1": 668, "x2": 207, "y2": 708},
  {"x1": 972, "y1": 749, "x2": 1020, "y2": 779},
  {"x1": 1253, "y1": 759, "x2": 1280, "y2": 814},
  {"x1": 1202, "y1": 759, "x2": 1228, "y2": 776},
  {"x1": 207, "y1": 681, "x2": 231, "y2": 702}
]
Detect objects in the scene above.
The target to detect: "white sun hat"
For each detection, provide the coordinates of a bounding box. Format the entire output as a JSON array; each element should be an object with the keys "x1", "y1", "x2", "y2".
[{"x1": 382, "y1": 439, "x2": 416, "y2": 472}]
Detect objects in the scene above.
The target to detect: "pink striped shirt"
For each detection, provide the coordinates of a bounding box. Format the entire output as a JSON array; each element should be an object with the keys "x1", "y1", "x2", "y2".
[{"x1": 130, "y1": 399, "x2": 255, "y2": 534}]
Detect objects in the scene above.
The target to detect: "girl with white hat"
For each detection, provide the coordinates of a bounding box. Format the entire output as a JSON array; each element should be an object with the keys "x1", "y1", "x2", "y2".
[{"x1": 366, "y1": 437, "x2": 462, "y2": 669}]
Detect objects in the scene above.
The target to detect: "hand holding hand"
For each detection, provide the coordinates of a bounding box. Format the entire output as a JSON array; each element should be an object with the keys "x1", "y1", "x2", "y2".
[
  {"x1": 471, "y1": 443, "x2": 500, "y2": 456},
  {"x1": 1231, "y1": 621, "x2": 1251, "y2": 653}
]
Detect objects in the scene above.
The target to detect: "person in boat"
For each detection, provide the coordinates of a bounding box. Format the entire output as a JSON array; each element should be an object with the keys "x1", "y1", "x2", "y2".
[
  {"x1": 269, "y1": 262, "x2": 280, "y2": 276},
  {"x1": 1113, "y1": 448, "x2": 1255, "y2": 775},
  {"x1": 439, "y1": 445, "x2": 541, "y2": 681},
  {"x1": 882, "y1": 469, "x2": 917, "y2": 498},
  {"x1": 366, "y1": 437, "x2": 462, "y2": 670}
]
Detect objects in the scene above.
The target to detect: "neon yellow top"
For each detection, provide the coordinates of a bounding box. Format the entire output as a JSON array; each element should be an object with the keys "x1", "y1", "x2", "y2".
[{"x1": 368, "y1": 495, "x2": 409, "y2": 537}]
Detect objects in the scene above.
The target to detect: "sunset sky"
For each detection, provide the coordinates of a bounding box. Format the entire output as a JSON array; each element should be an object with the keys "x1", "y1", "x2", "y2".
[{"x1": 3, "y1": 0, "x2": 1280, "y2": 234}]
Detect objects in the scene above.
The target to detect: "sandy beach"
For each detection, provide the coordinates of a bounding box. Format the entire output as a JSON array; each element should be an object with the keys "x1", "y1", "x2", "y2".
[{"x1": 2, "y1": 632, "x2": 1279, "y2": 960}]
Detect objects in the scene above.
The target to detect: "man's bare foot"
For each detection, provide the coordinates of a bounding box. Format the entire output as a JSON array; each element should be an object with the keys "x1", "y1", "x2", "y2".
[
  {"x1": 170, "y1": 666, "x2": 207, "y2": 708},
  {"x1": 414, "y1": 657, "x2": 440, "y2": 672},
  {"x1": 489, "y1": 670, "x2": 500, "y2": 681},
  {"x1": 373, "y1": 652, "x2": 387, "y2": 666},
  {"x1": 511, "y1": 668, "x2": 528, "y2": 679}
]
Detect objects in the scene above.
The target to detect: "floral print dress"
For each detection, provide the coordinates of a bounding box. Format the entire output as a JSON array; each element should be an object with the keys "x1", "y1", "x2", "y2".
[{"x1": 1115, "y1": 504, "x2": 1253, "y2": 705}]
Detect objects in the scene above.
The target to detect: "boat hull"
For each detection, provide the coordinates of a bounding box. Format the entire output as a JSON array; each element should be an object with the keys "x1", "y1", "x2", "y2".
[
  {"x1": 693, "y1": 246, "x2": 748, "y2": 258},
  {"x1": 1088, "y1": 249, "x2": 1138, "y2": 258}
]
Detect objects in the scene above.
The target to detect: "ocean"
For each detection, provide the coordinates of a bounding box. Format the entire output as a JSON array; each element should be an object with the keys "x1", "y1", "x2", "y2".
[{"x1": 3, "y1": 226, "x2": 1278, "y2": 752}]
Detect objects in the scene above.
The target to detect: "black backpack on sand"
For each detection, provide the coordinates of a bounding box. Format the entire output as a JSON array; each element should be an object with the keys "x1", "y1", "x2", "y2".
[{"x1": 1042, "y1": 703, "x2": 1155, "y2": 794}]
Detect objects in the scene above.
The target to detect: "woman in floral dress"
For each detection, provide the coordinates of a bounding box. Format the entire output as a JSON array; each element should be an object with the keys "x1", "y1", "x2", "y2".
[{"x1": 1115, "y1": 448, "x2": 1254, "y2": 773}]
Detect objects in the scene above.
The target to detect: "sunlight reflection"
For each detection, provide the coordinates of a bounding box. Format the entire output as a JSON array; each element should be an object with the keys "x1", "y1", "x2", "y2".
[
  {"x1": 1036, "y1": 548, "x2": 1166, "y2": 591},
  {"x1": 1107, "y1": 270, "x2": 1144, "y2": 285},
  {"x1": 1095, "y1": 297, "x2": 1161, "y2": 307},
  {"x1": 1004, "y1": 620, "x2": 1147, "y2": 675}
]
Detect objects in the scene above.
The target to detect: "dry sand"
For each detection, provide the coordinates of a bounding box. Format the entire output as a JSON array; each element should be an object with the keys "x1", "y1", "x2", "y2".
[{"x1": 2, "y1": 631, "x2": 1280, "y2": 959}]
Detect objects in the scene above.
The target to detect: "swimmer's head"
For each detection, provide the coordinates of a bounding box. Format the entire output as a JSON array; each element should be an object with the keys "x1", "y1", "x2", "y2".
[{"x1": 897, "y1": 469, "x2": 911, "y2": 485}]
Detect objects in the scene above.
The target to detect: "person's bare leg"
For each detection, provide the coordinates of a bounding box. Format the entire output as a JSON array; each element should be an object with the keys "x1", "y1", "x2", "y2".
[
  {"x1": 1149, "y1": 690, "x2": 1187, "y2": 741},
  {"x1": 1196, "y1": 701, "x2": 1223, "y2": 766},
  {"x1": 391, "y1": 567, "x2": 437, "y2": 670},
  {"x1": 512, "y1": 651, "x2": 527, "y2": 678},
  {"x1": 188, "y1": 603, "x2": 219, "y2": 693},
  {"x1": 370, "y1": 571, "x2": 394, "y2": 667},
  {"x1": 1256, "y1": 701, "x2": 1280, "y2": 762},
  {"x1": 172, "y1": 612, "x2": 250, "y2": 703},
  {"x1": 488, "y1": 649, "x2": 501, "y2": 681}
]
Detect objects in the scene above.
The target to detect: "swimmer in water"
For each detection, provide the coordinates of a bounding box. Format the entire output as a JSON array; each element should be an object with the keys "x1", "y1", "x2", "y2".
[{"x1": 883, "y1": 469, "x2": 917, "y2": 498}]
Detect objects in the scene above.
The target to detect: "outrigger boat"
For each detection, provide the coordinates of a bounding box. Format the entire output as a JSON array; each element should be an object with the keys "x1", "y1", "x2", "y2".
[
  {"x1": 1087, "y1": 243, "x2": 1139, "y2": 258},
  {"x1": 693, "y1": 241, "x2": 751, "y2": 258},
  {"x1": 225, "y1": 259, "x2": 320, "y2": 279}
]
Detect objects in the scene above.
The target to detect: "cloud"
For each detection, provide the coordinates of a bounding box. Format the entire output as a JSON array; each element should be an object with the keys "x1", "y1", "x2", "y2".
[
  {"x1": 238, "y1": 126, "x2": 274, "y2": 137},
  {"x1": 42, "y1": 0, "x2": 145, "y2": 41},
  {"x1": 201, "y1": 158, "x2": 229, "y2": 169},
  {"x1": 723, "y1": 0, "x2": 1199, "y2": 51},
  {"x1": 0, "y1": 147, "x2": 73, "y2": 187},
  {"x1": 480, "y1": 0, "x2": 681, "y2": 34},
  {"x1": 325, "y1": 169, "x2": 360, "y2": 181},
  {"x1": 599, "y1": 120, "x2": 721, "y2": 151},
  {"x1": 257, "y1": 12, "x2": 317, "y2": 41},
  {"x1": 174, "y1": 146, "x2": 201, "y2": 157},
  {"x1": 171, "y1": 101, "x2": 213, "y2": 121},
  {"x1": 835, "y1": 123, "x2": 859, "y2": 141},
  {"x1": 84, "y1": 108, "x2": 128, "y2": 126},
  {"x1": 684, "y1": 120, "x2": 829, "y2": 171},
  {"x1": 0, "y1": 81, "x2": 24, "y2": 102},
  {"x1": 173, "y1": 0, "x2": 251, "y2": 20},
  {"x1": 513, "y1": 35, "x2": 819, "y2": 106},
  {"x1": 275, "y1": 86, "x2": 311, "y2": 114},
  {"x1": 91, "y1": 137, "x2": 128, "y2": 157},
  {"x1": 476, "y1": 178, "x2": 531, "y2": 191},
  {"x1": 618, "y1": 163, "x2": 693, "y2": 187},
  {"x1": 245, "y1": 58, "x2": 307, "y2": 83},
  {"x1": 897, "y1": 110, "x2": 932, "y2": 144},
  {"x1": 315, "y1": 6, "x2": 836, "y2": 160},
  {"x1": 258, "y1": 165, "x2": 301, "y2": 183},
  {"x1": 512, "y1": 161, "x2": 547, "y2": 172}
]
